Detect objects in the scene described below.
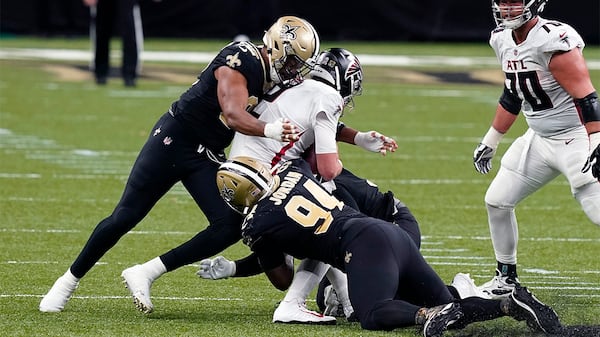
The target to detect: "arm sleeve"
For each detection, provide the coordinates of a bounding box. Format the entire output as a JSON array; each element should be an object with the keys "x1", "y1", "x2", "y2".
[
  {"x1": 233, "y1": 253, "x2": 263, "y2": 277},
  {"x1": 314, "y1": 110, "x2": 340, "y2": 154}
]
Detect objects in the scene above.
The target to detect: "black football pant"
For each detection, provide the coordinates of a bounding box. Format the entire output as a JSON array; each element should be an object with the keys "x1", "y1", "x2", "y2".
[
  {"x1": 70, "y1": 112, "x2": 242, "y2": 278},
  {"x1": 92, "y1": 0, "x2": 141, "y2": 80},
  {"x1": 341, "y1": 219, "x2": 506, "y2": 331}
]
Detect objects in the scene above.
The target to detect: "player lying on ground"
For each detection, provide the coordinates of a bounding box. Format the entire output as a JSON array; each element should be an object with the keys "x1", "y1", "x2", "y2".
[{"x1": 209, "y1": 156, "x2": 562, "y2": 336}]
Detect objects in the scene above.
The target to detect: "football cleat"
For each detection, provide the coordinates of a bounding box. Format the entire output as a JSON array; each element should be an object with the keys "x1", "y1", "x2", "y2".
[
  {"x1": 323, "y1": 285, "x2": 345, "y2": 317},
  {"x1": 121, "y1": 265, "x2": 154, "y2": 314},
  {"x1": 507, "y1": 286, "x2": 562, "y2": 334},
  {"x1": 273, "y1": 298, "x2": 337, "y2": 325},
  {"x1": 423, "y1": 302, "x2": 464, "y2": 337},
  {"x1": 478, "y1": 269, "x2": 520, "y2": 299},
  {"x1": 39, "y1": 272, "x2": 79, "y2": 312},
  {"x1": 451, "y1": 273, "x2": 491, "y2": 299}
]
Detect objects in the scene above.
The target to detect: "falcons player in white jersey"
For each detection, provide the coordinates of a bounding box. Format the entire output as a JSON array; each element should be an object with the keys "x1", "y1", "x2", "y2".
[
  {"x1": 471, "y1": 0, "x2": 600, "y2": 298},
  {"x1": 228, "y1": 48, "x2": 397, "y2": 324}
]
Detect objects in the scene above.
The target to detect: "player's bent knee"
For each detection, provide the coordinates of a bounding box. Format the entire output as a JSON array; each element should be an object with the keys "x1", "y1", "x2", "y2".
[{"x1": 574, "y1": 183, "x2": 600, "y2": 225}]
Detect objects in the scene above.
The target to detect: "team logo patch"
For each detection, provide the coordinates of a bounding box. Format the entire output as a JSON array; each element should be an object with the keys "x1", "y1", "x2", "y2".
[
  {"x1": 163, "y1": 136, "x2": 173, "y2": 145},
  {"x1": 344, "y1": 251, "x2": 353, "y2": 264},
  {"x1": 226, "y1": 52, "x2": 242, "y2": 68}
]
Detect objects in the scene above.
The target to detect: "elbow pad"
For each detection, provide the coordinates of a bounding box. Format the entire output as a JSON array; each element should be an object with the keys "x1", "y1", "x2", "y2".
[
  {"x1": 499, "y1": 87, "x2": 522, "y2": 115},
  {"x1": 575, "y1": 92, "x2": 600, "y2": 123}
]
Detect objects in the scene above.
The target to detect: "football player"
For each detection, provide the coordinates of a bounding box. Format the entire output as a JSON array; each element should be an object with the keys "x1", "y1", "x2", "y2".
[
  {"x1": 214, "y1": 157, "x2": 563, "y2": 336},
  {"x1": 198, "y1": 48, "x2": 402, "y2": 324},
  {"x1": 39, "y1": 16, "x2": 320, "y2": 313},
  {"x1": 472, "y1": 0, "x2": 600, "y2": 298}
]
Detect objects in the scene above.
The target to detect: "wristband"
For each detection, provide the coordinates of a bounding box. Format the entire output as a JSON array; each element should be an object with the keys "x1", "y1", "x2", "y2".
[
  {"x1": 264, "y1": 120, "x2": 282, "y2": 140},
  {"x1": 481, "y1": 127, "x2": 504, "y2": 149},
  {"x1": 590, "y1": 132, "x2": 600, "y2": 150}
]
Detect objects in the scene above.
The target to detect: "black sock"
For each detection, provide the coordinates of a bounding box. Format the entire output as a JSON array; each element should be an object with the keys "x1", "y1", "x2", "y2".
[{"x1": 497, "y1": 262, "x2": 518, "y2": 279}]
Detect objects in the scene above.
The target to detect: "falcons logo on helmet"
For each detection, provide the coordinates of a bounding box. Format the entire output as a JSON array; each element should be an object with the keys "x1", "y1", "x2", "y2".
[{"x1": 345, "y1": 58, "x2": 362, "y2": 81}]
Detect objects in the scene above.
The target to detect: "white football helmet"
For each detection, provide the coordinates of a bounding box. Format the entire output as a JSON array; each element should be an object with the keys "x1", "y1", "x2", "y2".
[
  {"x1": 262, "y1": 16, "x2": 320, "y2": 87},
  {"x1": 216, "y1": 156, "x2": 276, "y2": 214},
  {"x1": 492, "y1": 0, "x2": 548, "y2": 29}
]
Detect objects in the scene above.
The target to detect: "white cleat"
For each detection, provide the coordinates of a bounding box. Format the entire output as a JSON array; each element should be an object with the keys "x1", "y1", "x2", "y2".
[
  {"x1": 478, "y1": 270, "x2": 520, "y2": 299},
  {"x1": 39, "y1": 274, "x2": 79, "y2": 312},
  {"x1": 273, "y1": 299, "x2": 337, "y2": 325},
  {"x1": 451, "y1": 273, "x2": 491, "y2": 299},
  {"x1": 121, "y1": 265, "x2": 154, "y2": 314}
]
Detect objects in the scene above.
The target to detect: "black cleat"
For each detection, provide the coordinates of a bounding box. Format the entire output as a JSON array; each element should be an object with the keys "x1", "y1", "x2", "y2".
[
  {"x1": 423, "y1": 302, "x2": 464, "y2": 337},
  {"x1": 508, "y1": 286, "x2": 562, "y2": 334}
]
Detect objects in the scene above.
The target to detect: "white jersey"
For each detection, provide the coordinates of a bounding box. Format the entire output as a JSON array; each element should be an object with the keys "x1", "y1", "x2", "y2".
[
  {"x1": 228, "y1": 79, "x2": 344, "y2": 168},
  {"x1": 489, "y1": 17, "x2": 585, "y2": 137}
]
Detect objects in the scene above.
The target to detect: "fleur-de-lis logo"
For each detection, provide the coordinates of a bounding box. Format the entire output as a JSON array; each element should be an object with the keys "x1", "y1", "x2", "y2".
[
  {"x1": 344, "y1": 251, "x2": 353, "y2": 264},
  {"x1": 163, "y1": 136, "x2": 173, "y2": 145},
  {"x1": 280, "y1": 24, "x2": 300, "y2": 40},
  {"x1": 220, "y1": 186, "x2": 235, "y2": 202},
  {"x1": 226, "y1": 52, "x2": 242, "y2": 68}
]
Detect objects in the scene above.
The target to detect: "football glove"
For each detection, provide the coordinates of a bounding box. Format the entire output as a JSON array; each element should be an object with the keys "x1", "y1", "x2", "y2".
[
  {"x1": 354, "y1": 131, "x2": 398, "y2": 155},
  {"x1": 197, "y1": 256, "x2": 236, "y2": 280},
  {"x1": 473, "y1": 143, "x2": 496, "y2": 174},
  {"x1": 582, "y1": 137, "x2": 600, "y2": 180},
  {"x1": 264, "y1": 118, "x2": 299, "y2": 142}
]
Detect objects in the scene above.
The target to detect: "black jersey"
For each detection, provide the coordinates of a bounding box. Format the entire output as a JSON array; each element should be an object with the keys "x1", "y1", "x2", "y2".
[
  {"x1": 170, "y1": 41, "x2": 269, "y2": 152},
  {"x1": 241, "y1": 159, "x2": 369, "y2": 270}
]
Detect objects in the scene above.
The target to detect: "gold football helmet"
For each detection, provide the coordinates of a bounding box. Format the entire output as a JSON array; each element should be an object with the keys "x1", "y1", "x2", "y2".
[
  {"x1": 216, "y1": 156, "x2": 276, "y2": 214},
  {"x1": 262, "y1": 16, "x2": 320, "y2": 87}
]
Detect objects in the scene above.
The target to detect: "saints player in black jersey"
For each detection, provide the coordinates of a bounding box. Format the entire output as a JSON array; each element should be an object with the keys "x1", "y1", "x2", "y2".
[
  {"x1": 39, "y1": 16, "x2": 320, "y2": 314},
  {"x1": 213, "y1": 157, "x2": 562, "y2": 336}
]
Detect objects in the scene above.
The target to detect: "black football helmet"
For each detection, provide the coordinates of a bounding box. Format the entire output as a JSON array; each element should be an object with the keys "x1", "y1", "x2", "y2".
[
  {"x1": 309, "y1": 48, "x2": 363, "y2": 108},
  {"x1": 492, "y1": 0, "x2": 548, "y2": 29}
]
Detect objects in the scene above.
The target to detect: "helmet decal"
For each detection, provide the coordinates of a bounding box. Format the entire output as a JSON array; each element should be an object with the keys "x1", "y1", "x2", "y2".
[
  {"x1": 280, "y1": 24, "x2": 300, "y2": 40},
  {"x1": 345, "y1": 58, "x2": 362, "y2": 82}
]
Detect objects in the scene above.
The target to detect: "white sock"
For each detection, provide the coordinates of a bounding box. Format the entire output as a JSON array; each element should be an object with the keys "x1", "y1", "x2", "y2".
[
  {"x1": 326, "y1": 267, "x2": 353, "y2": 317},
  {"x1": 65, "y1": 269, "x2": 80, "y2": 283},
  {"x1": 141, "y1": 257, "x2": 167, "y2": 281},
  {"x1": 282, "y1": 259, "x2": 329, "y2": 303}
]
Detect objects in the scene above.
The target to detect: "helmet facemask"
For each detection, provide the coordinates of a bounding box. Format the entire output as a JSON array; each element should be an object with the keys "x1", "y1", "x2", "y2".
[
  {"x1": 492, "y1": 0, "x2": 548, "y2": 30},
  {"x1": 263, "y1": 16, "x2": 320, "y2": 87}
]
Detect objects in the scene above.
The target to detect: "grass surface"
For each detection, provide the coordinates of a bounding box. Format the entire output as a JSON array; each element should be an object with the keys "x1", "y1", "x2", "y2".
[{"x1": 0, "y1": 38, "x2": 599, "y2": 337}]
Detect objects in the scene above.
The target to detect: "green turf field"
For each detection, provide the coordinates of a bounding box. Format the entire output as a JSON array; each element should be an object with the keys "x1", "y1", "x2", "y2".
[{"x1": 0, "y1": 38, "x2": 599, "y2": 337}]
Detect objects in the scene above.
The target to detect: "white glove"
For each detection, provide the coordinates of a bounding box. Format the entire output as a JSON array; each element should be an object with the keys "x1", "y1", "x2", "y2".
[
  {"x1": 197, "y1": 256, "x2": 236, "y2": 280},
  {"x1": 354, "y1": 131, "x2": 397, "y2": 155},
  {"x1": 264, "y1": 118, "x2": 299, "y2": 142}
]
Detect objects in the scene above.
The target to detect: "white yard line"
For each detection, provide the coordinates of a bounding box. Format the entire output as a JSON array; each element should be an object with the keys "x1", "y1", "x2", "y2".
[{"x1": 1, "y1": 47, "x2": 599, "y2": 69}]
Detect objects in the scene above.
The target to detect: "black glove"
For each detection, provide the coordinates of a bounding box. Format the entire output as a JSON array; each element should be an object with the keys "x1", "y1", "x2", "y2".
[{"x1": 582, "y1": 143, "x2": 600, "y2": 179}]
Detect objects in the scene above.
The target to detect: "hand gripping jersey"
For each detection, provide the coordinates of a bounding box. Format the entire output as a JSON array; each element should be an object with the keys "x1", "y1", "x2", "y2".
[
  {"x1": 169, "y1": 41, "x2": 269, "y2": 152},
  {"x1": 490, "y1": 17, "x2": 585, "y2": 137},
  {"x1": 240, "y1": 159, "x2": 367, "y2": 270},
  {"x1": 228, "y1": 79, "x2": 344, "y2": 168}
]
